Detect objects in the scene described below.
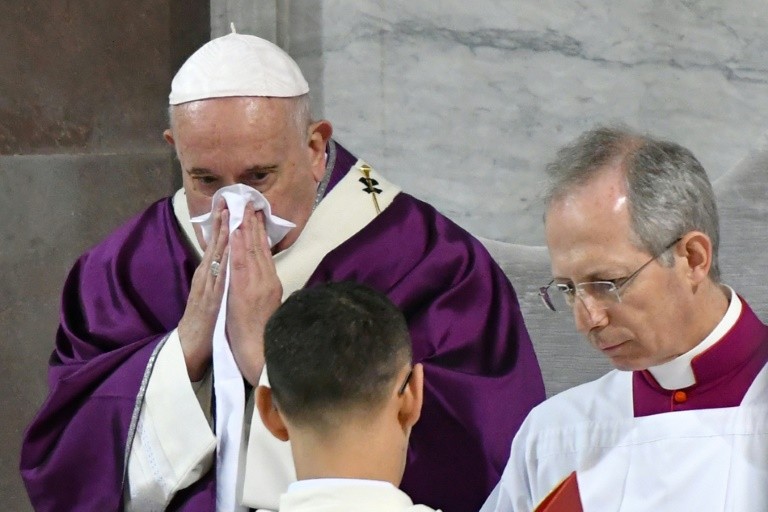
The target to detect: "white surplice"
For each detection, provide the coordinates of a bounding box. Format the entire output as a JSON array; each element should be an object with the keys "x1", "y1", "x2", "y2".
[{"x1": 486, "y1": 358, "x2": 768, "y2": 512}]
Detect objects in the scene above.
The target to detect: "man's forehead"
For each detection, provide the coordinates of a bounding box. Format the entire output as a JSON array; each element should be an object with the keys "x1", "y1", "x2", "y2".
[
  {"x1": 171, "y1": 97, "x2": 295, "y2": 138},
  {"x1": 548, "y1": 192, "x2": 627, "y2": 230},
  {"x1": 548, "y1": 241, "x2": 640, "y2": 279},
  {"x1": 173, "y1": 96, "x2": 281, "y2": 116},
  {"x1": 545, "y1": 185, "x2": 638, "y2": 274}
]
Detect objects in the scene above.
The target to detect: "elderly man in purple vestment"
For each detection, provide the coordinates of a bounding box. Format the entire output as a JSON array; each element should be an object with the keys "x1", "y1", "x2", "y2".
[
  {"x1": 20, "y1": 32, "x2": 545, "y2": 512},
  {"x1": 483, "y1": 127, "x2": 768, "y2": 512}
]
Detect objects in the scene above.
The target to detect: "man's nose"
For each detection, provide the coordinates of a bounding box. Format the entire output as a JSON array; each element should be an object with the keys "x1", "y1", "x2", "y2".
[{"x1": 572, "y1": 295, "x2": 609, "y2": 332}]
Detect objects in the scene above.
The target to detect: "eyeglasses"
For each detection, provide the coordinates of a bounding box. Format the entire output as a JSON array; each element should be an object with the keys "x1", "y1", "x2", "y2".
[{"x1": 539, "y1": 238, "x2": 680, "y2": 312}]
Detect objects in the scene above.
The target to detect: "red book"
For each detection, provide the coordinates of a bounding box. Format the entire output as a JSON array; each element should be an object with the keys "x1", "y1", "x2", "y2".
[{"x1": 534, "y1": 471, "x2": 584, "y2": 512}]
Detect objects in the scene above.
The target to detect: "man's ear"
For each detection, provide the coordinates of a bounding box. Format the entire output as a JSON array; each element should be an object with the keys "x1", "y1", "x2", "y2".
[
  {"x1": 163, "y1": 128, "x2": 175, "y2": 147},
  {"x1": 307, "y1": 119, "x2": 333, "y2": 182},
  {"x1": 398, "y1": 363, "x2": 424, "y2": 431},
  {"x1": 678, "y1": 231, "x2": 713, "y2": 285},
  {"x1": 256, "y1": 386, "x2": 290, "y2": 442}
]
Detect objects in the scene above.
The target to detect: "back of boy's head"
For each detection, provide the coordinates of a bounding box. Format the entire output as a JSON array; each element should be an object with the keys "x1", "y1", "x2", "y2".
[{"x1": 263, "y1": 281, "x2": 412, "y2": 431}]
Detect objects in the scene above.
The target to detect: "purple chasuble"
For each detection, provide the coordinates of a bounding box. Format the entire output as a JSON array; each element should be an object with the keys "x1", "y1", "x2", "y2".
[
  {"x1": 633, "y1": 298, "x2": 768, "y2": 417},
  {"x1": 20, "y1": 141, "x2": 544, "y2": 512}
]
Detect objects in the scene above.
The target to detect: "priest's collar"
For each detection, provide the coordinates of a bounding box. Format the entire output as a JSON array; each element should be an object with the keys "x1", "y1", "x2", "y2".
[
  {"x1": 173, "y1": 188, "x2": 204, "y2": 257},
  {"x1": 647, "y1": 285, "x2": 741, "y2": 390}
]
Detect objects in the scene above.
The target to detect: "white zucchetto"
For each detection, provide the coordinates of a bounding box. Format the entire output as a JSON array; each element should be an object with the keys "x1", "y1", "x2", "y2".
[{"x1": 169, "y1": 32, "x2": 309, "y2": 105}]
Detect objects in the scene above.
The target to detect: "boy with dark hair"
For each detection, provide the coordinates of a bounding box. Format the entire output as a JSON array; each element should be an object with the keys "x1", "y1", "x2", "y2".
[{"x1": 257, "y1": 281, "x2": 438, "y2": 512}]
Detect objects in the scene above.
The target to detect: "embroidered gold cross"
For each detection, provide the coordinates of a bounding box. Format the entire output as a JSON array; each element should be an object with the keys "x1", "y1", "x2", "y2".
[{"x1": 358, "y1": 164, "x2": 381, "y2": 214}]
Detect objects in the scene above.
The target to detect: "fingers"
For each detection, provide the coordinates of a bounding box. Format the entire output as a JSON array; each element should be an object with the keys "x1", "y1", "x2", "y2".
[
  {"x1": 207, "y1": 208, "x2": 229, "y2": 285},
  {"x1": 253, "y1": 210, "x2": 272, "y2": 257},
  {"x1": 226, "y1": 206, "x2": 282, "y2": 387},
  {"x1": 228, "y1": 205, "x2": 282, "y2": 306},
  {"x1": 179, "y1": 202, "x2": 228, "y2": 380},
  {"x1": 232, "y1": 204, "x2": 272, "y2": 270},
  {"x1": 213, "y1": 247, "x2": 229, "y2": 298},
  {"x1": 202, "y1": 200, "x2": 228, "y2": 267},
  {"x1": 229, "y1": 222, "x2": 250, "y2": 272},
  {"x1": 182, "y1": 201, "x2": 229, "y2": 347},
  {"x1": 194, "y1": 205, "x2": 229, "y2": 295},
  {"x1": 246, "y1": 206, "x2": 273, "y2": 261}
]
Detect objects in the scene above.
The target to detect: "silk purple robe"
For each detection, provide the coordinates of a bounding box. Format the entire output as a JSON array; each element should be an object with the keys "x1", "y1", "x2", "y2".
[{"x1": 20, "y1": 141, "x2": 545, "y2": 512}]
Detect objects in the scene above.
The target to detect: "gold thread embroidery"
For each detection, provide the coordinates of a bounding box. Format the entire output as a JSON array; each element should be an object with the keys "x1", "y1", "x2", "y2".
[{"x1": 359, "y1": 164, "x2": 381, "y2": 214}]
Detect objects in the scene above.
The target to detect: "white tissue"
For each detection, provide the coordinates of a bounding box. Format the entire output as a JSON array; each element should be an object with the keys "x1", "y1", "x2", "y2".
[{"x1": 190, "y1": 184, "x2": 295, "y2": 248}]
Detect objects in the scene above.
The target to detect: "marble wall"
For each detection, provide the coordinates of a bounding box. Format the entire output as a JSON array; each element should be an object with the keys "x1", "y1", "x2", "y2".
[{"x1": 216, "y1": 0, "x2": 768, "y2": 245}]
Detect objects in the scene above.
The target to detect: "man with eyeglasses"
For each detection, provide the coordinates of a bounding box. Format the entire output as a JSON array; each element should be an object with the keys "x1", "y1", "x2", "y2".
[
  {"x1": 256, "y1": 281, "x2": 437, "y2": 511},
  {"x1": 483, "y1": 126, "x2": 768, "y2": 512}
]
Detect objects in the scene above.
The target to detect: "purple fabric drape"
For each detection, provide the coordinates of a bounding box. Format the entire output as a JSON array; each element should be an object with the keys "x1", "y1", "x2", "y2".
[
  {"x1": 20, "y1": 141, "x2": 544, "y2": 512},
  {"x1": 21, "y1": 200, "x2": 199, "y2": 511},
  {"x1": 306, "y1": 192, "x2": 545, "y2": 512}
]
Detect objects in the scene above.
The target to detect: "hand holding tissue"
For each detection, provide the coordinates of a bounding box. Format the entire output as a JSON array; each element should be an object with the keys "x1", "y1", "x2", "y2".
[
  {"x1": 192, "y1": 183, "x2": 293, "y2": 512},
  {"x1": 190, "y1": 183, "x2": 296, "y2": 248}
]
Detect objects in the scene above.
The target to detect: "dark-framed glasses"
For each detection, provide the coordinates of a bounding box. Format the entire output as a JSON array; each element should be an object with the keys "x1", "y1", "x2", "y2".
[{"x1": 539, "y1": 238, "x2": 681, "y2": 312}]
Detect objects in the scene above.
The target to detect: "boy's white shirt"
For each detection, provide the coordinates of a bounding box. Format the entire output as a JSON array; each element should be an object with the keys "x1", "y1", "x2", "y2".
[{"x1": 280, "y1": 479, "x2": 440, "y2": 512}]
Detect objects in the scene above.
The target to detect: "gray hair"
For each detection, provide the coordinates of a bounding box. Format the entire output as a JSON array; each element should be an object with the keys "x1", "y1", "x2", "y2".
[
  {"x1": 543, "y1": 126, "x2": 721, "y2": 281},
  {"x1": 167, "y1": 93, "x2": 313, "y2": 140},
  {"x1": 291, "y1": 93, "x2": 312, "y2": 141}
]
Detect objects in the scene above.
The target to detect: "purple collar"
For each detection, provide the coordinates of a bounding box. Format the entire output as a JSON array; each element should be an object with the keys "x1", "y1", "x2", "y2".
[{"x1": 633, "y1": 298, "x2": 768, "y2": 417}]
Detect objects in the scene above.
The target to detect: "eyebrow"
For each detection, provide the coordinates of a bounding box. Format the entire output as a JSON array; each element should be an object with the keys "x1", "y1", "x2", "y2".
[
  {"x1": 244, "y1": 165, "x2": 279, "y2": 174},
  {"x1": 186, "y1": 165, "x2": 279, "y2": 176},
  {"x1": 553, "y1": 268, "x2": 630, "y2": 283}
]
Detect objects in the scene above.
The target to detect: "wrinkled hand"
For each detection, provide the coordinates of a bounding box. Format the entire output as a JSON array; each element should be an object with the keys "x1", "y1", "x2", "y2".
[
  {"x1": 227, "y1": 206, "x2": 283, "y2": 386},
  {"x1": 178, "y1": 201, "x2": 229, "y2": 381}
]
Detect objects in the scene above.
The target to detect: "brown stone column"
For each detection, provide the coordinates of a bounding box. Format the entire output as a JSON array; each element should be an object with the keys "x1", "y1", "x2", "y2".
[{"x1": 0, "y1": 2, "x2": 209, "y2": 508}]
